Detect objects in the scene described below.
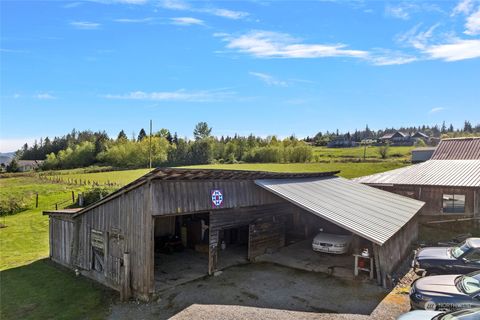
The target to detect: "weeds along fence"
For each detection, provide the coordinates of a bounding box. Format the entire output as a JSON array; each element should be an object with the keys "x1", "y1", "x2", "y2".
[{"x1": 39, "y1": 175, "x2": 121, "y2": 187}]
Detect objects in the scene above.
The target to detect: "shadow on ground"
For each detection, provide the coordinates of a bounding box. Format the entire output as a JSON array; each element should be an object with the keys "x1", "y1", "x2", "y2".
[{"x1": 109, "y1": 262, "x2": 389, "y2": 320}]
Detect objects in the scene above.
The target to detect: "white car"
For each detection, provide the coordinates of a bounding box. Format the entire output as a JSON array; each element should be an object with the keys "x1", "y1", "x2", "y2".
[{"x1": 312, "y1": 231, "x2": 352, "y2": 254}]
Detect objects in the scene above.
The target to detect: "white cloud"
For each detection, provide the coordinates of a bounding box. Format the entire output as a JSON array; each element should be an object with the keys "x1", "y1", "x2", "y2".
[
  {"x1": 161, "y1": 0, "x2": 190, "y2": 10},
  {"x1": 429, "y1": 107, "x2": 445, "y2": 114},
  {"x1": 104, "y1": 89, "x2": 234, "y2": 102},
  {"x1": 63, "y1": 2, "x2": 83, "y2": 8},
  {"x1": 170, "y1": 17, "x2": 205, "y2": 26},
  {"x1": 217, "y1": 31, "x2": 368, "y2": 59},
  {"x1": 202, "y1": 8, "x2": 249, "y2": 20},
  {"x1": 452, "y1": 0, "x2": 474, "y2": 16},
  {"x1": 385, "y1": 4, "x2": 411, "y2": 20},
  {"x1": 385, "y1": 3, "x2": 443, "y2": 20},
  {"x1": 395, "y1": 24, "x2": 480, "y2": 61},
  {"x1": 115, "y1": 0, "x2": 147, "y2": 4},
  {"x1": 36, "y1": 93, "x2": 56, "y2": 100},
  {"x1": 424, "y1": 38, "x2": 480, "y2": 61},
  {"x1": 396, "y1": 24, "x2": 440, "y2": 50},
  {"x1": 70, "y1": 21, "x2": 101, "y2": 29},
  {"x1": 465, "y1": 7, "x2": 480, "y2": 35},
  {"x1": 249, "y1": 72, "x2": 287, "y2": 87},
  {"x1": 160, "y1": 0, "x2": 249, "y2": 20},
  {"x1": 368, "y1": 52, "x2": 418, "y2": 66},
  {"x1": 113, "y1": 17, "x2": 153, "y2": 23}
]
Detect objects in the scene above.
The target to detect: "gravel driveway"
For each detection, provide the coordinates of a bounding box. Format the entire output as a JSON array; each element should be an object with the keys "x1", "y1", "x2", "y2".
[{"x1": 109, "y1": 262, "x2": 388, "y2": 320}]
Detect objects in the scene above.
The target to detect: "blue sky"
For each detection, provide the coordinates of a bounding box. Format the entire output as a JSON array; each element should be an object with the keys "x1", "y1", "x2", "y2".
[{"x1": 1, "y1": 0, "x2": 479, "y2": 152}]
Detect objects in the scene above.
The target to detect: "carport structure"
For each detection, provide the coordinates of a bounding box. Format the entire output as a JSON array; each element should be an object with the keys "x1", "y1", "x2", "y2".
[{"x1": 45, "y1": 168, "x2": 424, "y2": 301}]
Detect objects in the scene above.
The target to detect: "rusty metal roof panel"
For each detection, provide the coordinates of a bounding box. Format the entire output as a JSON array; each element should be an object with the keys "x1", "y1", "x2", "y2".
[
  {"x1": 431, "y1": 137, "x2": 480, "y2": 160},
  {"x1": 354, "y1": 160, "x2": 480, "y2": 187},
  {"x1": 255, "y1": 177, "x2": 424, "y2": 245}
]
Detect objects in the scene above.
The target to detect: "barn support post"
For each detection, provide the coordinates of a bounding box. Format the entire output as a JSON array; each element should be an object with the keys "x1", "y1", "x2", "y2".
[
  {"x1": 208, "y1": 230, "x2": 218, "y2": 275},
  {"x1": 373, "y1": 244, "x2": 382, "y2": 286},
  {"x1": 121, "y1": 252, "x2": 131, "y2": 301}
]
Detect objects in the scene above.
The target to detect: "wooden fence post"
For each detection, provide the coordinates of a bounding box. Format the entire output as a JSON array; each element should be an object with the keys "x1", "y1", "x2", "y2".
[
  {"x1": 35, "y1": 193, "x2": 39, "y2": 208},
  {"x1": 71, "y1": 191, "x2": 75, "y2": 203}
]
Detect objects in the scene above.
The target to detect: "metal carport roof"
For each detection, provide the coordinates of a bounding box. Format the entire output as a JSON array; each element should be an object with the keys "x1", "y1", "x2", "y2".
[
  {"x1": 255, "y1": 176, "x2": 425, "y2": 246},
  {"x1": 354, "y1": 160, "x2": 480, "y2": 187}
]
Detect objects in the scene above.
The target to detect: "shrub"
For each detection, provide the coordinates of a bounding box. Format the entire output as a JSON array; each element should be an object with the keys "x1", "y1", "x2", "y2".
[
  {"x1": 377, "y1": 144, "x2": 390, "y2": 159},
  {"x1": 0, "y1": 197, "x2": 28, "y2": 216},
  {"x1": 80, "y1": 187, "x2": 112, "y2": 207}
]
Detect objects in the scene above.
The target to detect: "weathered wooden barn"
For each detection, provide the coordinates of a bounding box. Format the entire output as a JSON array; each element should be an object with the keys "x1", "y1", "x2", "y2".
[
  {"x1": 45, "y1": 168, "x2": 424, "y2": 300},
  {"x1": 356, "y1": 137, "x2": 480, "y2": 221}
]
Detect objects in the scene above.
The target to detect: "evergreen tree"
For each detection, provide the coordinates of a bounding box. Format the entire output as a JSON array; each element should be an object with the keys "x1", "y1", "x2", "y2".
[
  {"x1": 193, "y1": 122, "x2": 212, "y2": 140},
  {"x1": 117, "y1": 130, "x2": 128, "y2": 141},
  {"x1": 441, "y1": 121, "x2": 447, "y2": 134},
  {"x1": 137, "y1": 128, "x2": 147, "y2": 141}
]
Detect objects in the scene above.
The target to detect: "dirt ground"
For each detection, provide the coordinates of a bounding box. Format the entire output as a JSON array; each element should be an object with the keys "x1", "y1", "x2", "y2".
[{"x1": 108, "y1": 262, "x2": 388, "y2": 320}]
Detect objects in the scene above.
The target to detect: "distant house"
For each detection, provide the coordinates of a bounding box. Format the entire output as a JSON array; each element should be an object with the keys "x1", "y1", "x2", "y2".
[
  {"x1": 412, "y1": 131, "x2": 429, "y2": 140},
  {"x1": 379, "y1": 131, "x2": 413, "y2": 146},
  {"x1": 17, "y1": 160, "x2": 44, "y2": 172},
  {"x1": 411, "y1": 147, "x2": 436, "y2": 163},
  {"x1": 327, "y1": 138, "x2": 358, "y2": 148}
]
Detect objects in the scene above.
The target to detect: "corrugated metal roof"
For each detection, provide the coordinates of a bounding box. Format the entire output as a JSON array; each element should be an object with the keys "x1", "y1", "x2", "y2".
[
  {"x1": 431, "y1": 137, "x2": 480, "y2": 160},
  {"x1": 255, "y1": 177, "x2": 424, "y2": 245},
  {"x1": 354, "y1": 160, "x2": 480, "y2": 187}
]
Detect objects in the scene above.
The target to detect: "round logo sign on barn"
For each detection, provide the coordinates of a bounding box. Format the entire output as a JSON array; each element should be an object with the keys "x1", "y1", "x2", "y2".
[{"x1": 211, "y1": 189, "x2": 223, "y2": 207}]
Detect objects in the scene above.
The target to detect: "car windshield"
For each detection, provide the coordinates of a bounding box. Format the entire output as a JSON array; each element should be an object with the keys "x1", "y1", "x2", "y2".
[
  {"x1": 458, "y1": 274, "x2": 480, "y2": 295},
  {"x1": 451, "y1": 242, "x2": 471, "y2": 258}
]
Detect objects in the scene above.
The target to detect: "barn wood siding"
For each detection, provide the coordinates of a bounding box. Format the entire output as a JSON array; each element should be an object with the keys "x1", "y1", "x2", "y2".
[
  {"x1": 49, "y1": 216, "x2": 74, "y2": 267},
  {"x1": 151, "y1": 180, "x2": 283, "y2": 216},
  {"x1": 74, "y1": 184, "x2": 153, "y2": 300},
  {"x1": 377, "y1": 216, "x2": 418, "y2": 287},
  {"x1": 373, "y1": 185, "x2": 477, "y2": 218}
]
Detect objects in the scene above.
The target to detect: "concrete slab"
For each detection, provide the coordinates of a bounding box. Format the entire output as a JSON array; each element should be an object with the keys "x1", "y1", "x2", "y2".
[
  {"x1": 154, "y1": 249, "x2": 208, "y2": 292},
  {"x1": 255, "y1": 239, "x2": 356, "y2": 279},
  {"x1": 217, "y1": 244, "x2": 248, "y2": 270},
  {"x1": 111, "y1": 262, "x2": 388, "y2": 320}
]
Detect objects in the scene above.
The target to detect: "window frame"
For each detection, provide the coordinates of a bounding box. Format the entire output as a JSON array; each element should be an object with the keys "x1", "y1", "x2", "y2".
[{"x1": 442, "y1": 193, "x2": 466, "y2": 214}]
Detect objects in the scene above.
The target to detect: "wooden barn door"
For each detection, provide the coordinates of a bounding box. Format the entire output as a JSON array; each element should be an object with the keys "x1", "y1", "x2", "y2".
[
  {"x1": 248, "y1": 216, "x2": 286, "y2": 261},
  {"x1": 107, "y1": 232, "x2": 125, "y2": 287}
]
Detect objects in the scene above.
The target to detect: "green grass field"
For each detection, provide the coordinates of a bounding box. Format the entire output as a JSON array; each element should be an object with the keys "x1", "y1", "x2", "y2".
[
  {"x1": 185, "y1": 161, "x2": 407, "y2": 179},
  {"x1": 1, "y1": 260, "x2": 112, "y2": 320},
  {"x1": 313, "y1": 145, "x2": 414, "y2": 161},
  {"x1": 41, "y1": 168, "x2": 151, "y2": 186},
  {"x1": 0, "y1": 147, "x2": 411, "y2": 319}
]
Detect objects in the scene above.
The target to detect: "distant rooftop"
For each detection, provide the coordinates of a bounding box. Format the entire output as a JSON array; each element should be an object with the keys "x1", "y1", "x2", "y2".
[{"x1": 431, "y1": 137, "x2": 480, "y2": 160}]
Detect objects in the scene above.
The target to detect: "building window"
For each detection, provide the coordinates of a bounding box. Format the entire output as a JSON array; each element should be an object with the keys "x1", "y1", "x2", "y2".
[{"x1": 442, "y1": 194, "x2": 465, "y2": 214}]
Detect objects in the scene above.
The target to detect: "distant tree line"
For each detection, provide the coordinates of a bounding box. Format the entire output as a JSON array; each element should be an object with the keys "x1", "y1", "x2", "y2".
[
  {"x1": 18, "y1": 122, "x2": 313, "y2": 170},
  {"x1": 305, "y1": 121, "x2": 480, "y2": 146},
  {"x1": 16, "y1": 120, "x2": 479, "y2": 170}
]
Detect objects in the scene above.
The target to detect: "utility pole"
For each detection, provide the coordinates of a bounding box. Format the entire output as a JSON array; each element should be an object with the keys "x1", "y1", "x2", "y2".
[{"x1": 149, "y1": 119, "x2": 152, "y2": 169}]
